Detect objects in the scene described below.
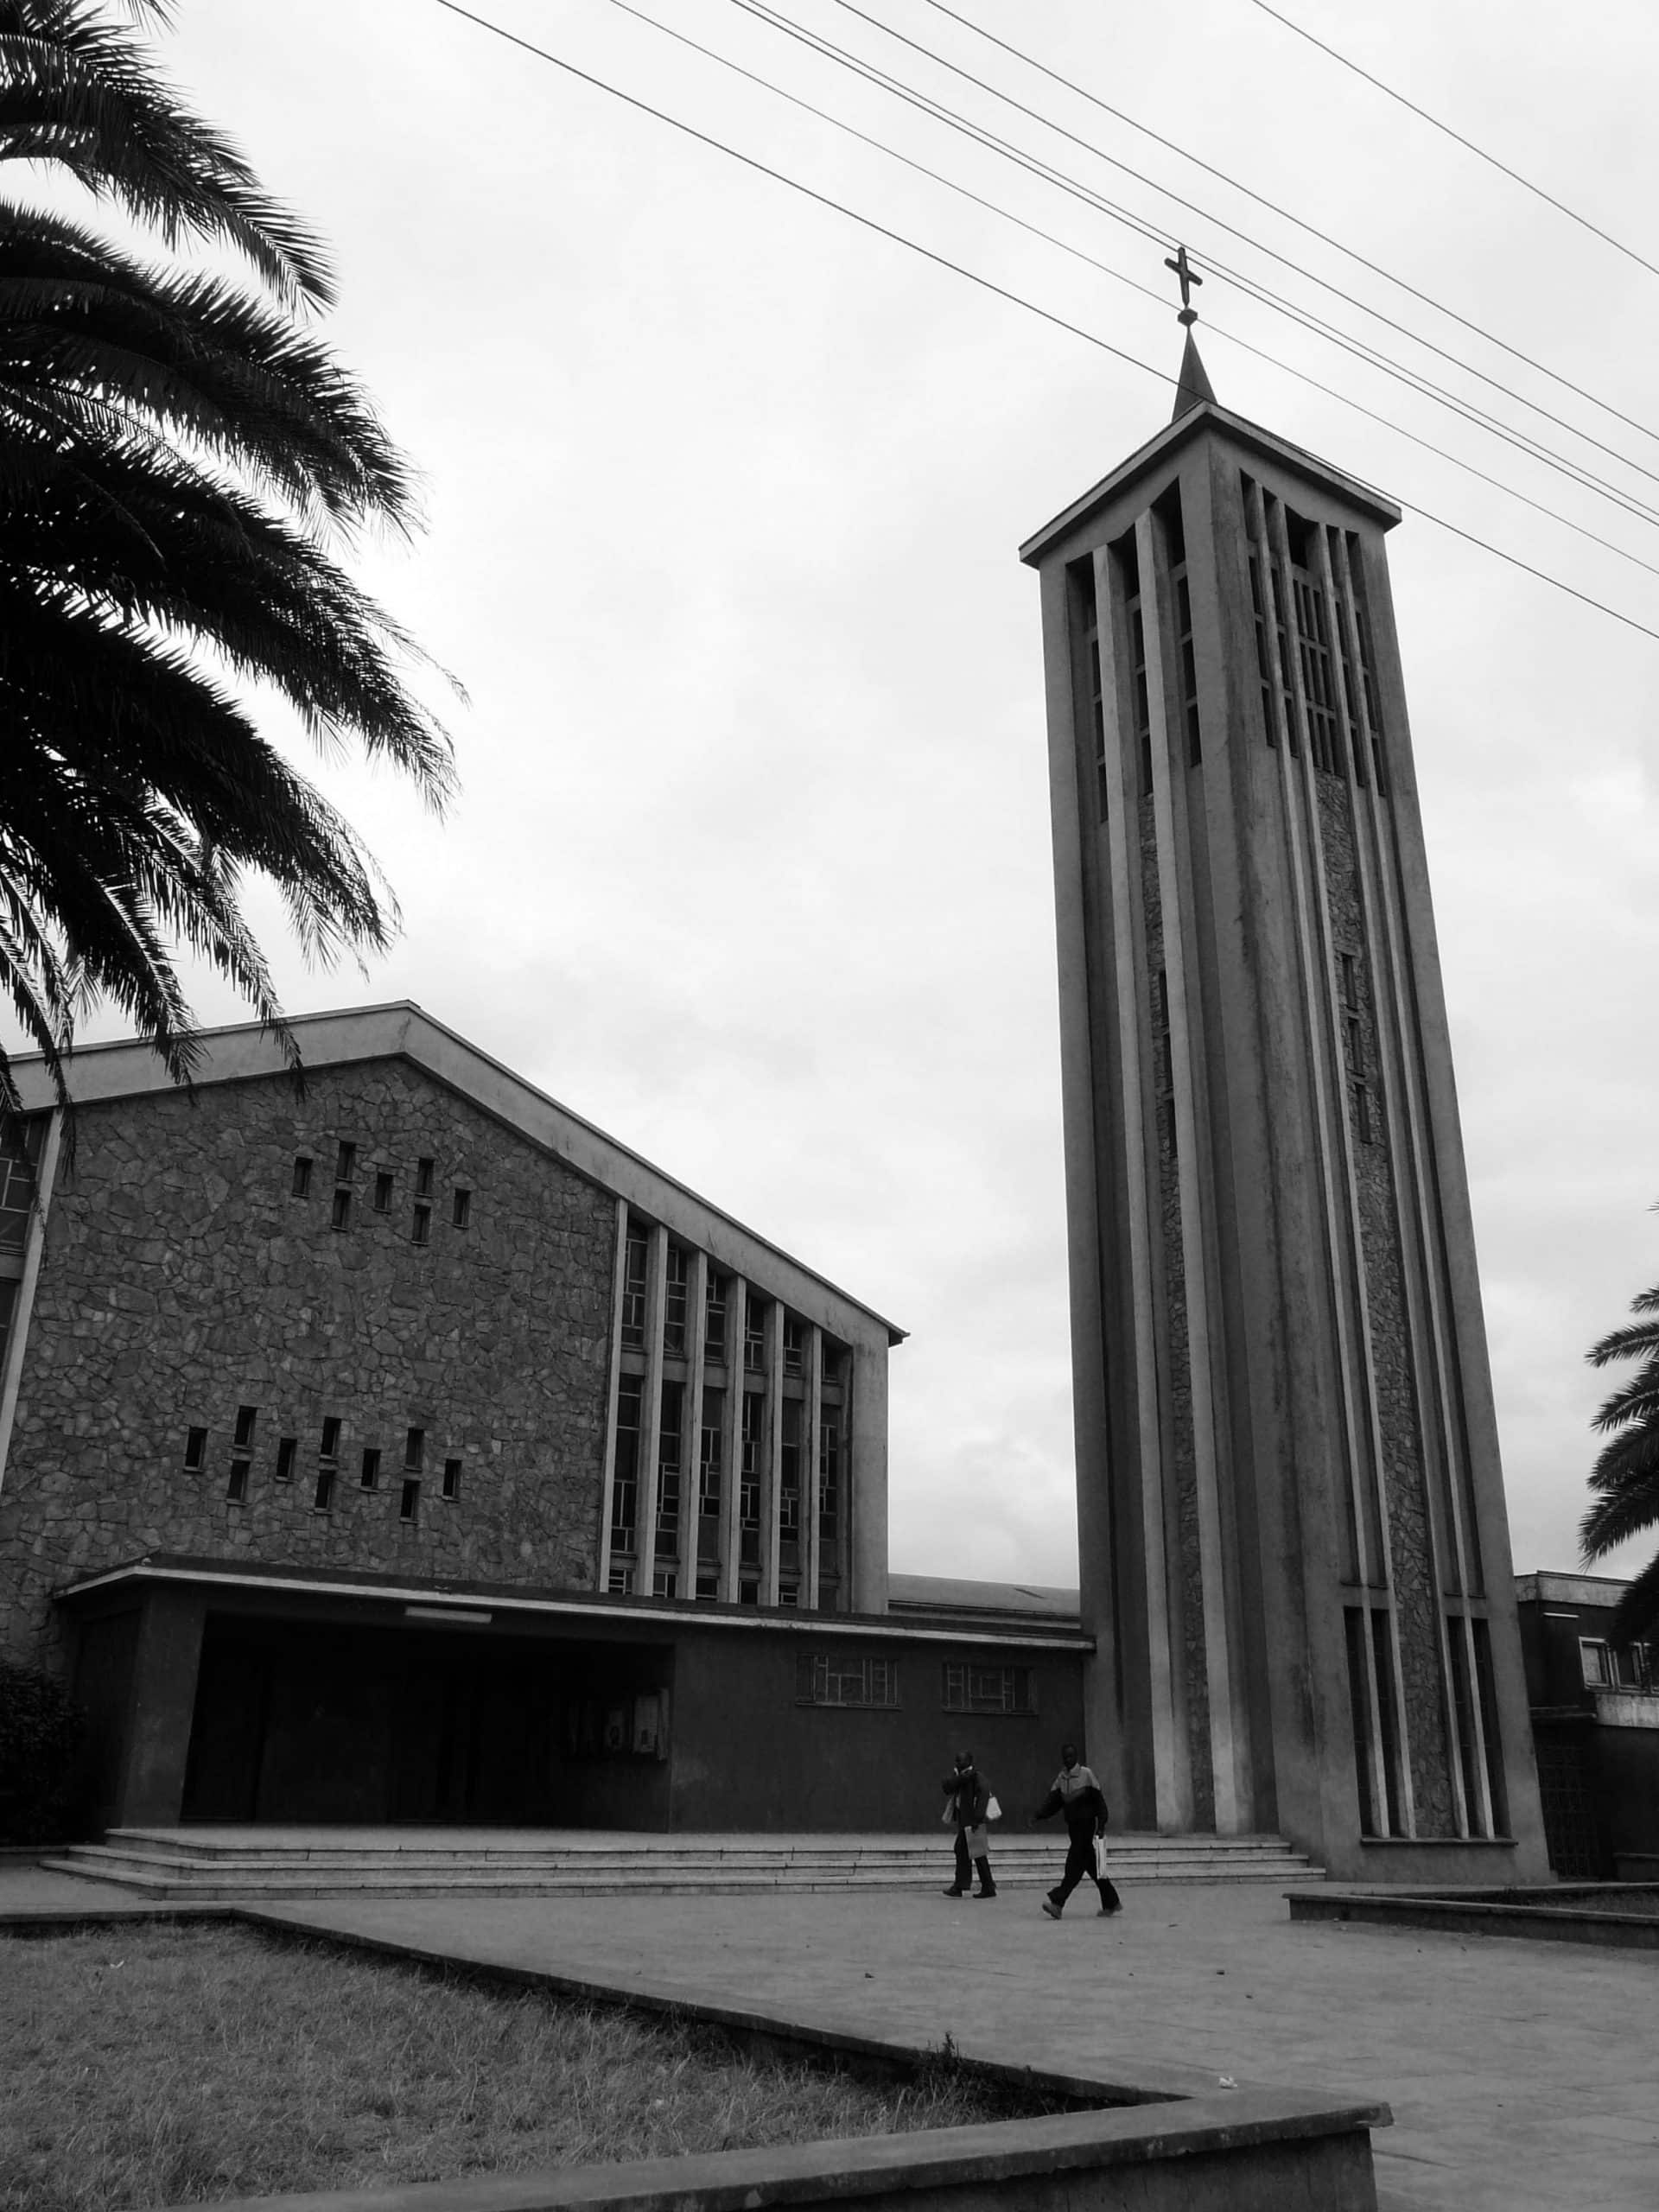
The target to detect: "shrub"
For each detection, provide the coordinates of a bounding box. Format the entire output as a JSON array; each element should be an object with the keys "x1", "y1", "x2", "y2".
[{"x1": 0, "y1": 1660, "x2": 84, "y2": 1843}]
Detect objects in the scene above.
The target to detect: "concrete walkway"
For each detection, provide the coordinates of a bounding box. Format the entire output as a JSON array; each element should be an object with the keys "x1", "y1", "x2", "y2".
[{"x1": 4, "y1": 1866, "x2": 1655, "y2": 2211}]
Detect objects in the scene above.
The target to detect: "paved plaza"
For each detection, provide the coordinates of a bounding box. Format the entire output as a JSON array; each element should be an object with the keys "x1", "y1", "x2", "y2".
[{"x1": 3, "y1": 1865, "x2": 1655, "y2": 2211}]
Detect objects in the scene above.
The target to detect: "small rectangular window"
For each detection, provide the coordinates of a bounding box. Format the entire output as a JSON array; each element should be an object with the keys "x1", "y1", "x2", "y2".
[
  {"x1": 359, "y1": 1446, "x2": 381, "y2": 1490},
  {"x1": 335, "y1": 1141, "x2": 356, "y2": 1182},
  {"x1": 274, "y1": 1436, "x2": 296, "y2": 1483},
  {"x1": 416, "y1": 1157, "x2": 435, "y2": 1198},
  {"x1": 608, "y1": 1562, "x2": 635, "y2": 1595},
  {"x1": 744, "y1": 1300, "x2": 767, "y2": 1374},
  {"x1": 797, "y1": 1653, "x2": 898, "y2": 1707},
  {"x1": 783, "y1": 1318, "x2": 804, "y2": 1377},
  {"x1": 652, "y1": 1567, "x2": 677, "y2": 1599},
  {"x1": 291, "y1": 1156, "x2": 313, "y2": 1198},
  {"x1": 696, "y1": 1569, "x2": 720, "y2": 1601},
  {"x1": 400, "y1": 1478, "x2": 421, "y2": 1523},
  {"x1": 663, "y1": 1244, "x2": 690, "y2": 1357},
  {"x1": 372, "y1": 1171, "x2": 394, "y2": 1213},
  {"x1": 705, "y1": 1276, "x2": 728, "y2": 1362},
  {"x1": 412, "y1": 1203, "x2": 431, "y2": 1246},
  {"x1": 452, "y1": 1188, "x2": 472, "y2": 1229},
  {"x1": 232, "y1": 1406, "x2": 257, "y2": 1448},
  {"x1": 226, "y1": 1459, "x2": 250, "y2": 1504},
  {"x1": 320, "y1": 1415, "x2": 341, "y2": 1460},
  {"x1": 331, "y1": 1188, "x2": 353, "y2": 1231},
  {"x1": 943, "y1": 1662, "x2": 1034, "y2": 1713},
  {"x1": 404, "y1": 1427, "x2": 425, "y2": 1472},
  {"x1": 1580, "y1": 1638, "x2": 1613, "y2": 1688},
  {"x1": 442, "y1": 1456, "x2": 462, "y2": 1501},
  {"x1": 183, "y1": 1426, "x2": 208, "y2": 1471},
  {"x1": 314, "y1": 1467, "x2": 335, "y2": 1513}
]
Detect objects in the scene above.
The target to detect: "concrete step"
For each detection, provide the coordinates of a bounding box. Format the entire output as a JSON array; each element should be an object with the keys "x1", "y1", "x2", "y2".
[{"x1": 42, "y1": 1827, "x2": 1320, "y2": 1897}]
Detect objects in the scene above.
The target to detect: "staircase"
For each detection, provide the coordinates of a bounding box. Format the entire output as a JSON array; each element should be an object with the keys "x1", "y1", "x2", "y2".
[{"x1": 42, "y1": 1828, "x2": 1320, "y2": 1900}]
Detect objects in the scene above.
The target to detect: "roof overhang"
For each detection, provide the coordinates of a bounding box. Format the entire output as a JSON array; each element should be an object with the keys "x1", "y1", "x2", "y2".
[
  {"x1": 1019, "y1": 398, "x2": 1402, "y2": 570},
  {"x1": 54, "y1": 1555, "x2": 1096, "y2": 1651}
]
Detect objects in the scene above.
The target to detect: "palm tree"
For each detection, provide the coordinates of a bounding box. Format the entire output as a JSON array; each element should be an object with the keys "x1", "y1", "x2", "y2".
[
  {"x1": 1581, "y1": 1269, "x2": 1659, "y2": 1646},
  {"x1": 0, "y1": 0, "x2": 455, "y2": 1111}
]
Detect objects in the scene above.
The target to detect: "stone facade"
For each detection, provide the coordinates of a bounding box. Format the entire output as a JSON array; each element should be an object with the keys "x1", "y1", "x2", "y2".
[{"x1": 0, "y1": 1058, "x2": 616, "y2": 1671}]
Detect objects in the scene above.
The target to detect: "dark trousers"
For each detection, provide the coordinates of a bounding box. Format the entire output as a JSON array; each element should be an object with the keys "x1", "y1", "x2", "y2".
[
  {"x1": 954, "y1": 1829, "x2": 995, "y2": 1893},
  {"x1": 1053, "y1": 1827, "x2": 1119, "y2": 1912}
]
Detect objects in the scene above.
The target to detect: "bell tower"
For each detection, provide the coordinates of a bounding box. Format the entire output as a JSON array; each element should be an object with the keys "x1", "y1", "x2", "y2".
[{"x1": 1020, "y1": 301, "x2": 1548, "y2": 1879}]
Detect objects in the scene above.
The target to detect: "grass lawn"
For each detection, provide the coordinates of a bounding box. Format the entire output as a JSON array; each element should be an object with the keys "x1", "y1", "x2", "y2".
[{"x1": 0, "y1": 1924, "x2": 1025, "y2": 2211}]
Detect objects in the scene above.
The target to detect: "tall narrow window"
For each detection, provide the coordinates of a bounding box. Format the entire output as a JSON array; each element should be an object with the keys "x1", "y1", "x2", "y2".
[
  {"x1": 335, "y1": 1141, "x2": 356, "y2": 1183},
  {"x1": 233, "y1": 1406, "x2": 258, "y2": 1449},
  {"x1": 452, "y1": 1188, "x2": 472, "y2": 1229},
  {"x1": 331, "y1": 1187, "x2": 353, "y2": 1231},
  {"x1": 1090, "y1": 630, "x2": 1108, "y2": 821},
  {"x1": 275, "y1": 1436, "x2": 296, "y2": 1484},
  {"x1": 744, "y1": 1298, "x2": 767, "y2": 1374},
  {"x1": 779, "y1": 1398, "x2": 802, "y2": 1534},
  {"x1": 663, "y1": 1245, "x2": 689, "y2": 1357},
  {"x1": 612, "y1": 1378, "x2": 642, "y2": 1544},
  {"x1": 228, "y1": 1406, "x2": 252, "y2": 1497},
  {"x1": 704, "y1": 1274, "x2": 728, "y2": 1363},
  {"x1": 1128, "y1": 598, "x2": 1152, "y2": 797},
  {"x1": 315, "y1": 1416, "x2": 340, "y2": 1512},
  {"x1": 783, "y1": 1318, "x2": 804, "y2": 1378},
  {"x1": 0, "y1": 1117, "x2": 38, "y2": 1253},
  {"x1": 1293, "y1": 570, "x2": 1343, "y2": 776},
  {"x1": 657, "y1": 1380, "x2": 683, "y2": 1535},
  {"x1": 372, "y1": 1170, "x2": 395, "y2": 1213},
  {"x1": 226, "y1": 1461, "x2": 249, "y2": 1504},
  {"x1": 290, "y1": 1155, "x2": 313, "y2": 1198},
  {"x1": 818, "y1": 1407, "x2": 841, "y2": 1540},
  {"x1": 740, "y1": 1391, "x2": 762, "y2": 1560},
  {"x1": 1248, "y1": 552, "x2": 1276, "y2": 745},
  {"x1": 412, "y1": 1203, "x2": 431, "y2": 1245},
  {"x1": 621, "y1": 1224, "x2": 650, "y2": 1351},
  {"x1": 183, "y1": 1426, "x2": 208, "y2": 1471},
  {"x1": 700, "y1": 1386, "x2": 725, "y2": 1516},
  {"x1": 404, "y1": 1427, "x2": 424, "y2": 1472},
  {"x1": 416, "y1": 1157, "x2": 435, "y2": 1198},
  {"x1": 400, "y1": 1478, "x2": 420, "y2": 1523},
  {"x1": 442, "y1": 1456, "x2": 462, "y2": 1501},
  {"x1": 1346, "y1": 540, "x2": 1389, "y2": 791},
  {"x1": 1173, "y1": 567, "x2": 1201, "y2": 766},
  {"x1": 359, "y1": 1446, "x2": 381, "y2": 1491}
]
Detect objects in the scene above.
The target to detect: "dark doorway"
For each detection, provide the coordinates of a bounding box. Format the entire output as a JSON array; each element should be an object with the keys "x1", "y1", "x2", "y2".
[{"x1": 181, "y1": 1614, "x2": 671, "y2": 1825}]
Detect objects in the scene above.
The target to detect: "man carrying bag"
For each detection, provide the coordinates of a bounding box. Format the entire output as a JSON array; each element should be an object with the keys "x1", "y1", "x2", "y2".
[
  {"x1": 1033, "y1": 1740, "x2": 1122, "y2": 1919},
  {"x1": 940, "y1": 1749, "x2": 998, "y2": 1898}
]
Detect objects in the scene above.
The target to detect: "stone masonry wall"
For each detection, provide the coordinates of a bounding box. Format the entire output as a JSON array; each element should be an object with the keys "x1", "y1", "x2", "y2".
[{"x1": 0, "y1": 1059, "x2": 616, "y2": 1672}]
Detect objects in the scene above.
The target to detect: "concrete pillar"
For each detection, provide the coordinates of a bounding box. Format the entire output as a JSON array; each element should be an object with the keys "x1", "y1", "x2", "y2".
[{"x1": 115, "y1": 1588, "x2": 207, "y2": 1827}]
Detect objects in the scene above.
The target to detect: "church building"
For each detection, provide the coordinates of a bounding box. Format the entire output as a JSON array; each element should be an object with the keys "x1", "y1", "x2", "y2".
[
  {"x1": 1020, "y1": 311, "x2": 1550, "y2": 1882},
  {"x1": 0, "y1": 1005, "x2": 1085, "y2": 1833}
]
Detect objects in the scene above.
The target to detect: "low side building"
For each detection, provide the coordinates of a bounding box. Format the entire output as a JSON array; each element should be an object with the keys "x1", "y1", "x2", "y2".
[
  {"x1": 0, "y1": 1004, "x2": 1085, "y2": 1834},
  {"x1": 1514, "y1": 1572, "x2": 1659, "y2": 1879}
]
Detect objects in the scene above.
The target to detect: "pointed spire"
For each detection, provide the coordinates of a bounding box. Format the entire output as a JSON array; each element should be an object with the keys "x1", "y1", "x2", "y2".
[{"x1": 1172, "y1": 327, "x2": 1217, "y2": 421}]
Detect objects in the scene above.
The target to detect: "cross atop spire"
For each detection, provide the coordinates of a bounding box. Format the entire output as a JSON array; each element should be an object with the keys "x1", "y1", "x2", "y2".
[{"x1": 1165, "y1": 244, "x2": 1202, "y2": 326}]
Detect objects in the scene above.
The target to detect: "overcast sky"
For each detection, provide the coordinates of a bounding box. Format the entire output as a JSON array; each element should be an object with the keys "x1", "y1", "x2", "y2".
[{"x1": 25, "y1": 0, "x2": 1659, "y2": 1589}]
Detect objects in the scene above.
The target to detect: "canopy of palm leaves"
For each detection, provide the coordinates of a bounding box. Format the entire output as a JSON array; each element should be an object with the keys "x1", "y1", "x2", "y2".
[
  {"x1": 1581, "y1": 1281, "x2": 1659, "y2": 1645},
  {"x1": 0, "y1": 0, "x2": 455, "y2": 1112}
]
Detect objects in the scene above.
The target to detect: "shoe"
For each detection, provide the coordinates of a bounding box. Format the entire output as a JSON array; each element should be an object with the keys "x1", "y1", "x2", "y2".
[
  {"x1": 943, "y1": 1885, "x2": 967, "y2": 1897},
  {"x1": 1096, "y1": 1905, "x2": 1121, "y2": 1916},
  {"x1": 975, "y1": 1886, "x2": 997, "y2": 1898},
  {"x1": 1041, "y1": 1898, "x2": 1062, "y2": 1920}
]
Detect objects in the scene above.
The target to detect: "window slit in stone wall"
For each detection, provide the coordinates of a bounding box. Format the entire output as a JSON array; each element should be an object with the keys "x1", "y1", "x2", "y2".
[
  {"x1": 331, "y1": 1188, "x2": 353, "y2": 1231},
  {"x1": 416, "y1": 1157, "x2": 435, "y2": 1198},
  {"x1": 226, "y1": 1460, "x2": 249, "y2": 1503},
  {"x1": 315, "y1": 1417, "x2": 340, "y2": 1512},
  {"x1": 400, "y1": 1478, "x2": 420, "y2": 1523},
  {"x1": 404, "y1": 1427, "x2": 424, "y2": 1473},
  {"x1": 233, "y1": 1406, "x2": 257, "y2": 1449},
  {"x1": 373, "y1": 1171, "x2": 394, "y2": 1212},
  {"x1": 452, "y1": 1188, "x2": 472, "y2": 1229},
  {"x1": 183, "y1": 1426, "x2": 207, "y2": 1471},
  {"x1": 442, "y1": 1456, "x2": 462, "y2": 1501},
  {"x1": 336, "y1": 1142, "x2": 356, "y2": 1183},
  {"x1": 227, "y1": 1410, "x2": 254, "y2": 1500},
  {"x1": 290, "y1": 1156, "x2": 313, "y2": 1198},
  {"x1": 274, "y1": 1436, "x2": 296, "y2": 1483},
  {"x1": 359, "y1": 1446, "x2": 381, "y2": 1490},
  {"x1": 411, "y1": 1203, "x2": 431, "y2": 1246}
]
